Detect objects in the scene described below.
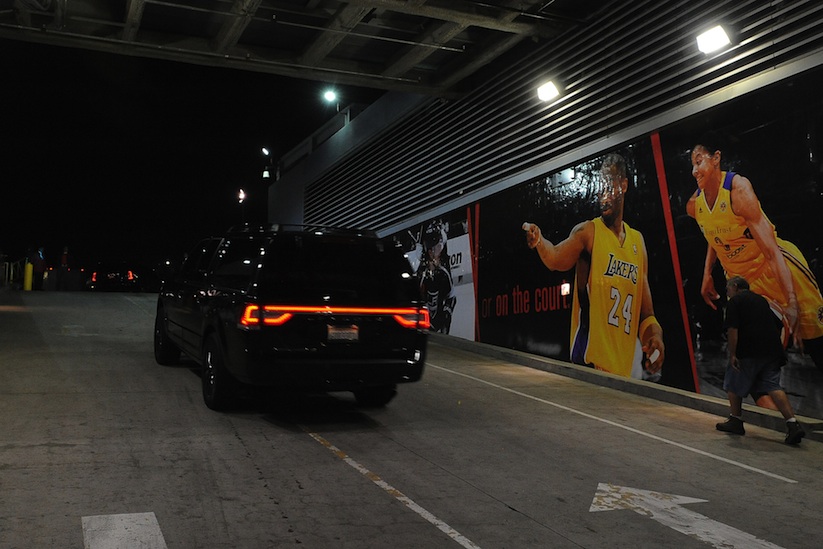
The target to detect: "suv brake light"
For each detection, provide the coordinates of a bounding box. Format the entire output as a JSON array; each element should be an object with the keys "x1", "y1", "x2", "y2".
[
  {"x1": 393, "y1": 308, "x2": 431, "y2": 329},
  {"x1": 240, "y1": 305, "x2": 430, "y2": 329},
  {"x1": 240, "y1": 305, "x2": 293, "y2": 326}
]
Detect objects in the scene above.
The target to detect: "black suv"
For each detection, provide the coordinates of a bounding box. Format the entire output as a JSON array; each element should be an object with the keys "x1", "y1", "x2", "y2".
[{"x1": 154, "y1": 225, "x2": 430, "y2": 410}]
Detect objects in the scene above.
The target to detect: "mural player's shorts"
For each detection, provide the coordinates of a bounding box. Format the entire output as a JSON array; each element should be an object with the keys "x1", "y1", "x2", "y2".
[{"x1": 738, "y1": 238, "x2": 823, "y2": 341}]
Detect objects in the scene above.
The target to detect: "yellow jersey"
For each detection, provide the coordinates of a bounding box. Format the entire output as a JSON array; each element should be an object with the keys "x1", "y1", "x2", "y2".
[
  {"x1": 695, "y1": 171, "x2": 823, "y2": 340},
  {"x1": 570, "y1": 217, "x2": 645, "y2": 376}
]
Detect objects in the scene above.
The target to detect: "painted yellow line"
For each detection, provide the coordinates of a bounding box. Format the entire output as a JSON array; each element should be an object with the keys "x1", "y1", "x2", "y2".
[{"x1": 305, "y1": 431, "x2": 482, "y2": 549}]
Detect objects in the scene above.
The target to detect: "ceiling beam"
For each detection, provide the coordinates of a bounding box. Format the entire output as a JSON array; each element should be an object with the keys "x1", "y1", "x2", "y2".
[
  {"x1": 299, "y1": 3, "x2": 373, "y2": 66},
  {"x1": 343, "y1": 0, "x2": 547, "y2": 36},
  {"x1": 212, "y1": 0, "x2": 263, "y2": 54},
  {"x1": 122, "y1": 0, "x2": 145, "y2": 42},
  {"x1": 382, "y1": 0, "x2": 543, "y2": 80}
]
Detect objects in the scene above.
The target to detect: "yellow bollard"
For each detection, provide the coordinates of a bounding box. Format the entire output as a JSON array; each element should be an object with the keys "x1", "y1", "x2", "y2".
[{"x1": 23, "y1": 262, "x2": 33, "y2": 291}]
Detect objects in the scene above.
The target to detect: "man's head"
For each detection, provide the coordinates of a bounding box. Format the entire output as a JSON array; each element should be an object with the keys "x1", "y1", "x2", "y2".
[
  {"x1": 598, "y1": 153, "x2": 629, "y2": 222},
  {"x1": 726, "y1": 275, "x2": 749, "y2": 298}
]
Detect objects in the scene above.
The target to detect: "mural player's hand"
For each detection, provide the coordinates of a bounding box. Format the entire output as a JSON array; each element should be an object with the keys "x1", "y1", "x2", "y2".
[
  {"x1": 642, "y1": 337, "x2": 664, "y2": 374},
  {"x1": 522, "y1": 222, "x2": 541, "y2": 249},
  {"x1": 700, "y1": 274, "x2": 720, "y2": 310},
  {"x1": 785, "y1": 300, "x2": 801, "y2": 350}
]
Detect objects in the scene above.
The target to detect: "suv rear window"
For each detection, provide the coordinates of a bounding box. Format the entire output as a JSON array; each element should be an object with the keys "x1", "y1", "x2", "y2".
[
  {"x1": 210, "y1": 237, "x2": 262, "y2": 290},
  {"x1": 258, "y1": 234, "x2": 417, "y2": 305}
]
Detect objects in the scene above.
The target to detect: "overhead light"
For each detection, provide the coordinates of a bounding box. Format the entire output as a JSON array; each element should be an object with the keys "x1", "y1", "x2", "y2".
[
  {"x1": 537, "y1": 81, "x2": 560, "y2": 102},
  {"x1": 696, "y1": 25, "x2": 730, "y2": 53},
  {"x1": 262, "y1": 167, "x2": 270, "y2": 179},
  {"x1": 323, "y1": 90, "x2": 337, "y2": 103}
]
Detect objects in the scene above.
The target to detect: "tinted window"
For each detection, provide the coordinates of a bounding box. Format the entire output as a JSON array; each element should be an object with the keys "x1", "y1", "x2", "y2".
[
  {"x1": 210, "y1": 237, "x2": 263, "y2": 290},
  {"x1": 259, "y1": 235, "x2": 418, "y2": 305},
  {"x1": 180, "y1": 238, "x2": 220, "y2": 280}
]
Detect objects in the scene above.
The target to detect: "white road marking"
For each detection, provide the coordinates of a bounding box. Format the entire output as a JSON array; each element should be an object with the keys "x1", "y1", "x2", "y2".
[
  {"x1": 429, "y1": 362, "x2": 797, "y2": 484},
  {"x1": 306, "y1": 431, "x2": 482, "y2": 549},
  {"x1": 82, "y1": 512, "x2": 167, "y2": 549},
  {"x1": 590, "y1": 483, "x2": 784, "y2": 548}
]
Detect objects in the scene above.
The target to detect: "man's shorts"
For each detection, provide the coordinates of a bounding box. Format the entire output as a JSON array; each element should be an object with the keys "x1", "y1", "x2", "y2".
[{"x1": 723, "y1": 356, "x2": 784, "y2": 397}]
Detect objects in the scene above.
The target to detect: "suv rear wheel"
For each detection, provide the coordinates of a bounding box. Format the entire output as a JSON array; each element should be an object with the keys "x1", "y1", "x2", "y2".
[{"x1": 202, "y1": 334, "x2": 235, "y2": 410}]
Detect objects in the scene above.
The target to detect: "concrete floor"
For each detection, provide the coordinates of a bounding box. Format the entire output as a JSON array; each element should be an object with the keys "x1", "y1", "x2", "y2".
[{"x1": 3, "y1": 288, "x2": 823, "y2": 548}]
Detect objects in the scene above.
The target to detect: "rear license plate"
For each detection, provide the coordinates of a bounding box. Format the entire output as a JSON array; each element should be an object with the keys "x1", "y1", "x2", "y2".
[{"x1": 327, "y1": 324, "x2": 359, "y2": 342}]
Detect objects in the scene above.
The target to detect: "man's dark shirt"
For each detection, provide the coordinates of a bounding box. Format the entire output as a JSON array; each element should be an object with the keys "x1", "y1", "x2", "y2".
[{"x1": 725, "y1": 289, "x2": 785, "y2": 362}]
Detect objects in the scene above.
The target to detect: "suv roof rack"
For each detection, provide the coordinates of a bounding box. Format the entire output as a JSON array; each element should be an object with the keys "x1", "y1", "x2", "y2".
[{"x1": 225, "y1": 223, "x2": 378, "y2": 238}]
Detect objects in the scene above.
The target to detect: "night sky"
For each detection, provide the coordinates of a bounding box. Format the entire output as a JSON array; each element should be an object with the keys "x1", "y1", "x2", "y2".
[{"x1": 0, "y1": 37, "x2": 385, "y2": 270}]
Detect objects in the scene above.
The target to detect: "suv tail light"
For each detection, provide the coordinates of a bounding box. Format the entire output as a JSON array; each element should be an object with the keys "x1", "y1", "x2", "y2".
[
  {"x1": 240, "y1": 305, "x2": 293, "y2": 326},
  {"x1": 240, "y1": 305, "x2": 431, "y2": 329}
]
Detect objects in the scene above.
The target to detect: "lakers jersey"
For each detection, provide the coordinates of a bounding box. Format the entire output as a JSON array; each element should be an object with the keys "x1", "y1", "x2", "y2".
[
  {"x1": 695, "y1": 171, "x2": 823, "y2": 340},
  {"x1": 694, "y1": 171, "x2": 775, "y2": 282},
  {"x1": 570, "y1": 217, "x2": 645, "y2": 376}
]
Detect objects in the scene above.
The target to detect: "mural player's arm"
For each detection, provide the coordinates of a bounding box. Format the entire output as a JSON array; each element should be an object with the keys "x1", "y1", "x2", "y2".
[
  {"x1": 731, "y1": 175, "x2": 800, "y2": 333},
  {"x1": 522, "y1": 221, "x2": 591, "y2": 271},
  {"x1": 686, "y1": 193, "x2": 723, "y2": 309},
  {"x1": 637, "y1": 232, "x2": 664, "y2": 373}
]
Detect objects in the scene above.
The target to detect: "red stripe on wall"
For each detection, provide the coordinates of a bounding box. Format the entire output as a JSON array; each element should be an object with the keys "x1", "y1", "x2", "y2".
[
  {"x1": 469, "y1": 204, "x2": 481, "y2": 341},
  {"x1": 650, "y1": 132, "x2": 700, "y2": 393}
]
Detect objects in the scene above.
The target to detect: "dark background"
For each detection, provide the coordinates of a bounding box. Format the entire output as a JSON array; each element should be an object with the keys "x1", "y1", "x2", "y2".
[{"x1": 0, "y1": 38, "x2": 384, "y2": 272}]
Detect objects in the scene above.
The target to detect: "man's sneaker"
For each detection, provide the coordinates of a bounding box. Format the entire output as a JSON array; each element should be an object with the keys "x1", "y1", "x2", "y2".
[
  {"x1": 716, "y1": 415, "x2": 745, "y2": 435},
  {"x1": 785, "y1": 421, "x2": 805, "y2": 445}
]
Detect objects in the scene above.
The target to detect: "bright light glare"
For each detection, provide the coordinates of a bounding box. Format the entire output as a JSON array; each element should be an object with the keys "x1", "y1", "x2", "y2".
[
  {"x1": 696, "y1": 25, "x2": 730, "y2": 53},
  {"x1": 261, "y1": 147, "x2": 269, "y2": 156},
  {"x1": 537, "y1": 81, "x2": 559, "y2": 102},
  {"x1": 238, "y1": 189, "x2": 246, "y2": 203},
  {"x1": 323, "y1": 90, "x2": 337, "y2": 103}
]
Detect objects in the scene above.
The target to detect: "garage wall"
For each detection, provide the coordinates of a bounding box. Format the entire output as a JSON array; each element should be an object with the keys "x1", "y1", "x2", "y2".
[{"x1": 269, "y1": 0, "x2": 823, "y2": 236}]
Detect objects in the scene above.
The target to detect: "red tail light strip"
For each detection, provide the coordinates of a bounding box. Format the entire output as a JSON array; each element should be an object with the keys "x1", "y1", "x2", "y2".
[{"x1": 241, "y1": 305, "x2": 430, "y2": 329}]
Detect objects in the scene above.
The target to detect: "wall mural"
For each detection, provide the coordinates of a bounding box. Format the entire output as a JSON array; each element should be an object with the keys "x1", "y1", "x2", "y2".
[{"x1": 389, "y1": 68, "x2": 823, "y2": 420}]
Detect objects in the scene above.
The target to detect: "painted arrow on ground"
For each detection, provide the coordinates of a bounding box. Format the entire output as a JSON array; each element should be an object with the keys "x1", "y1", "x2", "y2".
[{"x1": 589, "y1": 483, "x2": 783, "y2": 549}]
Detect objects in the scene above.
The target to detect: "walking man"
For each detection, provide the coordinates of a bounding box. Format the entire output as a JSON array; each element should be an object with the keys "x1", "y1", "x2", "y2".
[{"x1": 717, "y1": 275, "x2": 805, "y2": 444}]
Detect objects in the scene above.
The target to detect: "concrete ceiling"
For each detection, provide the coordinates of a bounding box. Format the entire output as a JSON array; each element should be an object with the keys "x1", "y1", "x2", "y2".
[{"x1": 1, "y1": 0, "x2": 602, "y2": 96}]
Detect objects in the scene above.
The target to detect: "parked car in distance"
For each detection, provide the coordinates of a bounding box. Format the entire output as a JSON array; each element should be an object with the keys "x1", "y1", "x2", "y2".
[
  {"x1": 154, "y1": 224, "x2": 430, "y2": 410},
  {"x1": 86, "y1": 262, "x2": 142, "y2": 292}
]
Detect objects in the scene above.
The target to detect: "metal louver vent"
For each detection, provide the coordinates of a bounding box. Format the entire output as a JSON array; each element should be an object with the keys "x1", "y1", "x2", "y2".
[{"x1": 304, "y1": 0, "x2": 823, "y2": 233}]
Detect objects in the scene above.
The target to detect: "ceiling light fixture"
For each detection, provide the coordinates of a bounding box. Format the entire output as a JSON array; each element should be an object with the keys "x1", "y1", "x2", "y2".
[
  {"x1": 696, "y1": 25, "x2": 731, "y2": 54},
  {"x1": 537, "y1": 81, "x2": 559, "y2": 101}
]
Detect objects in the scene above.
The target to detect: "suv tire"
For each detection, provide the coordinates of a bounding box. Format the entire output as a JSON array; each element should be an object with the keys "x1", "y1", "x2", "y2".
[
  {"x1": 154, "y1": 309, "x2": 180, "y2": 365},
  {"x1": 202, "y1": 333, "x2": 235, "y2": 411}
]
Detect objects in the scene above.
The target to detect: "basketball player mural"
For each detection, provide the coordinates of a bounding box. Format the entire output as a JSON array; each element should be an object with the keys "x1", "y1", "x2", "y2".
[
  {"x1": 687, "y1": 139, "x2": 823, "y2": 369},
  {"x1": 419, "y1": 219, "x2": 456, "y2": 334},
  {"x1": 523, "y1": 153, "x2": 665, "y2": 378}
]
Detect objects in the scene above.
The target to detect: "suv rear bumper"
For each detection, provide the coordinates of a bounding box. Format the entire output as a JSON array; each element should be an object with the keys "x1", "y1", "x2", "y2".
[{"x1": 224, "y1": 332, "x2": 428, "y2": 390}]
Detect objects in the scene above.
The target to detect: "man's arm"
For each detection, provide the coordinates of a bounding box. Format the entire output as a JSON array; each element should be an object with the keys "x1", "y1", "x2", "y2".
[
  {"x1": 731, "y1": 175, "x2": 799, "y2": 332},
  {"x1": 523, "y1": 221, "x2": 592, "y2": 272},
  {"x1": 727, "y1": 327, "x2": 740, "y2": 371}
]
